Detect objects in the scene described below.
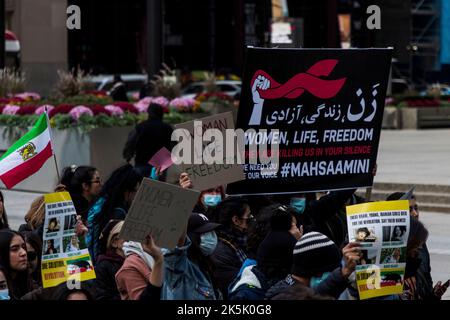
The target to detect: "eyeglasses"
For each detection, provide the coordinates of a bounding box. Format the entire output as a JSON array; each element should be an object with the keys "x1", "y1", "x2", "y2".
[
  {"x1": 240, "y1": 214, "x2": 254, "y2": 221},
  {"x1": 27, "y1": 251, "x2": 37, "y2": 262}
]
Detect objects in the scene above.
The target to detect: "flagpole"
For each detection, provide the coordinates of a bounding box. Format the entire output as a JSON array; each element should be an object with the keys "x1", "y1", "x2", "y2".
[{"x1": 44, "y1": 108, "x2": 61, "y2": 182}]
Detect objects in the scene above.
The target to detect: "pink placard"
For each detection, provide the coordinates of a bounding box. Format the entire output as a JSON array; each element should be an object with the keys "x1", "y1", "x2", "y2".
[{"x1": 149, "y1": 147, "x2": 174, "y2": 172}]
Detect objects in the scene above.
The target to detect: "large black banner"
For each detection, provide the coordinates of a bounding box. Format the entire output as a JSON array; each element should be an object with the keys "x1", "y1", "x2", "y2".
[{"x1": 227, "y1": 48, "x2": 392, "y2": 195}]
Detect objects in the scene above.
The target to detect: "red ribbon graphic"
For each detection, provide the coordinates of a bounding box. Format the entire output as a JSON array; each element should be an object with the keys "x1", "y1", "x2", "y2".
[{"x1": 250, "y1": 59, "x2": 347, "y2": 100}]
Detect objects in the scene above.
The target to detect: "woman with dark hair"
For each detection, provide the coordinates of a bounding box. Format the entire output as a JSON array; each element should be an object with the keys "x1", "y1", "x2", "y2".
[
  {"x1": 209, "y1": 197, "x2": 253, "y2": 299},
  {"x1": 0, "y1": 229, "x2": 33, "y2": 299},
  {"x1": 60, "y1": 165, "x2": 103, "y2": 220},
  {"x1": 20, "y1": 231, "x2": 42, "y2": 288},
  {"x1": 0, "y1": 191, "x2": 9, "y2": 230},
  {"x1": 94, "y1": 219, "x2": 125, "y2": 300},
  {"x1": 402, "y1": 217, "x2": 430, "y2": 300},
  {"x1": 0, "y1": 264, "x2": 10, "y2": 300},
  {"x1": 86, "y1": 164, "x2": 143, "y2": 262}
]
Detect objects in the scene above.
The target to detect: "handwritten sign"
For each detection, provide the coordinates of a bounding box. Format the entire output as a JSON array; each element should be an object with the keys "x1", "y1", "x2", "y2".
[
  {"x1": 174, "y1": 112, "x2": 245, "y2": 191},
  {"x1": 119, "y1": 178, "x2": 200, "y2": 249}
]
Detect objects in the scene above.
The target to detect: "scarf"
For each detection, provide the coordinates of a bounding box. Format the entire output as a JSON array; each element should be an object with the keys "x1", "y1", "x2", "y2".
[{"x1": 122, "y1": 241, "x2": 155, "y2": 269}]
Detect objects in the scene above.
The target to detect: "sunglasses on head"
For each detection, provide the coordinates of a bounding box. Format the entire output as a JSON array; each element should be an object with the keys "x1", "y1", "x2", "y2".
[{"x1": 27, "y1": 251, "x2": 37, "y2": 262}]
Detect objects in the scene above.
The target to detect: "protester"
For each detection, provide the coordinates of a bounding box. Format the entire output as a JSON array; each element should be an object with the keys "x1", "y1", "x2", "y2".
[
  {"x1": 209, "y1": 198, "x2": 253, "y2": 299},
  {"x1": 402, "y1": 217, "x2": 430, "y2": 300},
  {"x1": 0, "y1": 230, "x2": 33, "y2": 299},
  {"x1": 60, "y1": 165, "x2": 103, "y2": 220},
  {"x1": 0, "y1": 264, "x2": 10, "y2": 300},
  {"x1": 52, "y1": 281, "x2": 96, "y2": 300},
  {"x1": 109, "y1": 74, "x2": 128, "y2": 102},
  {"x1": 123, "y1": 103, "x2": 174, "y2": 178},
  {"x1": 229, "y1": 205, "x2": 301, "y2": 300},
  {"x1": 0, "y1": 191, "x2": 9, "y2": 230},
  {"x1": 86, "y1": 164, "x2": 142, "y2": 262},
  {"x1": 94, "y1": 220, "x2": 125, "y2": 300},
  {"x1": 161, "y1": 213, "x2": 221, "y2": 300},
  {"x1": 115, "y1": 234, "x2": 164, "y2": 300},
  {"x1": 19, "y1": 196, "x2": 45, "y2": 236},
  {"x1": 387, "y1": 191, "x2": 447, "y2": 300},
  {"x1": 269, "y1": 232, "x2": 360, "y2": 300},
  {"x1": 20, "y1": 231, "x2": 42, "y2": 289},
  {"x1": 179, "y1": 172, "x2": 225, "y2": 217}
]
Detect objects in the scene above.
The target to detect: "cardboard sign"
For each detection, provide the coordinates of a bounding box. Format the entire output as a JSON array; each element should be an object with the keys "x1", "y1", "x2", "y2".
[
  {"x1": 42, "y1": 192, "x2": 96, "y2": 288},
  {"x1": 346, "y1": 200, "x2": 410, "y2": 300},
  {"x1": 227, "y1": 47, "x2": 393, "y2": 195},
  {"x1": 174, "y1": 111, "x2": 245, "y2": 191},
  {"x1": 119, "y1": 178, "x2": 200, "y2": 249}
]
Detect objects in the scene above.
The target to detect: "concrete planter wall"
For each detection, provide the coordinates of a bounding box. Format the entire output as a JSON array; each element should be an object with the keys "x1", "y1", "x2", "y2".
[
  {"x1": 0, "y1": 126, "x2": 133, "y2": 192},
  {"x1": 383, "y1": 107, "x2": 450, "y2": 129}
]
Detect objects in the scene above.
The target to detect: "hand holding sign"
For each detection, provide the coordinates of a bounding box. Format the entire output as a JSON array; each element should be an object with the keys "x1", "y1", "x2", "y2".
[{"x1": 119, "y1": 178, "x2": 200, "y2": 249}]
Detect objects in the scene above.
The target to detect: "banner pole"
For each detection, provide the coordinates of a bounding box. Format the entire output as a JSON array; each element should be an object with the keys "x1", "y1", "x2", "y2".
[{"x1": 44, "y1": 108, "x2": 60, "y2": 183}]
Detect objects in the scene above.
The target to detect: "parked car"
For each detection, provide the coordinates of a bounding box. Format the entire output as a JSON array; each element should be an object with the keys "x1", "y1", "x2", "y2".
[
  {"x1": 83, "y1": 74, "x2": 148, "y2": 99},
  {"x1": 181, "y1": 80, "x2": 241, "y2": 99}
]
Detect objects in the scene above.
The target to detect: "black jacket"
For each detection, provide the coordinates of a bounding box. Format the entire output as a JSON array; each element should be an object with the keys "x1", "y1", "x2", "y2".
[
  {"x1": 300, "y1": 189, "x2": 357, "y2": 247},
  {"x1": 210, "y1": 237, "x2": 247, "y2": 300},
  {"x1": 94, "y1": 252, "x2": 125, "y2": 300},
  {"x1": 123, "y1": 119, "x2": 174, "y2": 166}
]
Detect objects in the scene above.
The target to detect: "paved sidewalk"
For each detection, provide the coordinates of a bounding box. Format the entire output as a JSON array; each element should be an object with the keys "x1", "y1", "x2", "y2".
[{"x1": 374, "y1": 129, "x2": 450, "y2": 186}]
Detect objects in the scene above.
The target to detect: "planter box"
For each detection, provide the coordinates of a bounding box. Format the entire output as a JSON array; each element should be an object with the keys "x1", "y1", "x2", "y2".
[
  {"x1": 382, "y1": 107, "x2": 400, "y2": 129},
  {"x1": 0, "y1": 126, "x2": 133, "y2": 192},
  {"x1": 398, "y1": 107, "x2": 450, "y2": 129}
]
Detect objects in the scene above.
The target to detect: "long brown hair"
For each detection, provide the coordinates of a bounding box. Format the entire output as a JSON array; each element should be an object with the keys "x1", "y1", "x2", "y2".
[{"x1": 24, "y1": 196, "x2": 45, "y2": 230}]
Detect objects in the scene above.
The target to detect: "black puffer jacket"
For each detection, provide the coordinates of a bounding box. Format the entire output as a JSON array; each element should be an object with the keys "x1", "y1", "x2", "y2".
[{"x1": 94, "y1": 252, "x2": 125, "y2": 300}]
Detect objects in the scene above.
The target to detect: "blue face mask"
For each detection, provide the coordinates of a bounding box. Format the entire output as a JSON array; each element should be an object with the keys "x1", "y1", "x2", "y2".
[
  {"x1": 203, "y1": 194, "x2": 222, "y2": 207},
  {"x1": 0, "y1": 289, "x2": 10, "y2": 300},
  {"x1": 310, "y1": 272, "x2": 331, "y2": 289},
  {"x1": 200, "y1": 231, "x2": 218, "y2": 256},
  {"x1": 290, "y1": 197, "x2": 306, "y2": 214}
]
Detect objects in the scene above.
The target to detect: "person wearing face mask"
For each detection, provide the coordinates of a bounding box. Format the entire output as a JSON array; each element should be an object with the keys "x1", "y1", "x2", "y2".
[
  {"x1": 179, "y1": 173, "x2": 225, "y2": 218},
  {"x1": 209, "y1": 198, "x2": 253, "y2": 299},
  {"x1": 0, "y1": 264, "x2": 10, "y2": 300},
  {"x1": 0, "y1": 230, "x2": 33, "y2": 300},
  {"x1": 160, "y1": 213, "x2": 222, "y2": 300}
]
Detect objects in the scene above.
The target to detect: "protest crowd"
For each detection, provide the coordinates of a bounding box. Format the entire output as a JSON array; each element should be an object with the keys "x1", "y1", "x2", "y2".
[
  {"x1": 1, "y1": 36, "x2": 449, "y2": 305},
  {"x1": 0, "y1": 102, "x2": 447, "y2": 302}
]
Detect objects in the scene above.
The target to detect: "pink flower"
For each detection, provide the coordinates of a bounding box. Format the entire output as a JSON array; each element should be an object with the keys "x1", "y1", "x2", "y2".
[
  {"x1": 134, "y1": 97, "x2": 153, "y2": 113},
  {"x1": 152, "y1": 96, "x2": 169, "y2": 107},
  {"x1": 35, "y1": 105, "x2": 55, "y2": 115},
  {"x1": 2, "y1": 104, "x2": 21, "y2": 115},
  {"x1": 105, "y1": 105, "x2": 124, "y2": 116},
  {"x1": 14, "y1": 92, "x2": 41, "y2": 101},
  {"x1": 69, "y1": 105, "x2": 94, "y2": 120},
  {"x1": 169, "y1": 97, "x2": 196, "y2": 112}
]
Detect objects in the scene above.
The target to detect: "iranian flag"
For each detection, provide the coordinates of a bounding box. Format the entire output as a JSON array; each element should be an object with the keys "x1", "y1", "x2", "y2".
[{"x1": 0, "y1": 114, "x2": 53, "y2": 189}]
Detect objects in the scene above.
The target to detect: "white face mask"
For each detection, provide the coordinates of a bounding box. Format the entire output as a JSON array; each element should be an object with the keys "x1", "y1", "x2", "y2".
[
  {"x1": 199, "y1": 231, "x2": 218, "y2": 256},
  {"x1": 0, "y1": 289, "x2": 10, "y2": 300}
]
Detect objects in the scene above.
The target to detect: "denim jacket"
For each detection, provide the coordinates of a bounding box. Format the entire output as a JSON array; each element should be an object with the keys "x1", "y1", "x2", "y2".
[{"x1": 161, "y1": 237, "x2": 216, "y2": 300}]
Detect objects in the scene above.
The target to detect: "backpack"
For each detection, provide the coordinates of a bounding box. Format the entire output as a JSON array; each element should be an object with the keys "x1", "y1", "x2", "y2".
[{"x1": 86, "y1": 196, "x2": 107, "y2": 263}]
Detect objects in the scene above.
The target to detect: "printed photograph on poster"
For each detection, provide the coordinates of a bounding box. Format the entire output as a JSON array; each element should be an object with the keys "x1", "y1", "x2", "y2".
[
  {"x1": 390, "y1": 226, "x2": 407, "y2": 242},
  {"x1": 43, "y1": 239, "x2": 60, "y2": 255},
  {"x1": 63, "y1": 235, "x2": 86, "y2": 253},
  {"x1": 357, "y1": 249, "x2": 378, "y2": 265},
  {"x1": 380, "y1": 247, "x2": 406, "y2": 264},
  {"x1": 354, "y1": 227, "x2": 377, "y2": 242},
  {"x1": 45, "y1": 217, "x2": 61, "y2": 234},
  {"x1": 64, "y1": 214, "x2": 77, "y2": 231},
  {"x1": 67, "y1": 257, "x2": 94, "y2": 275}
]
